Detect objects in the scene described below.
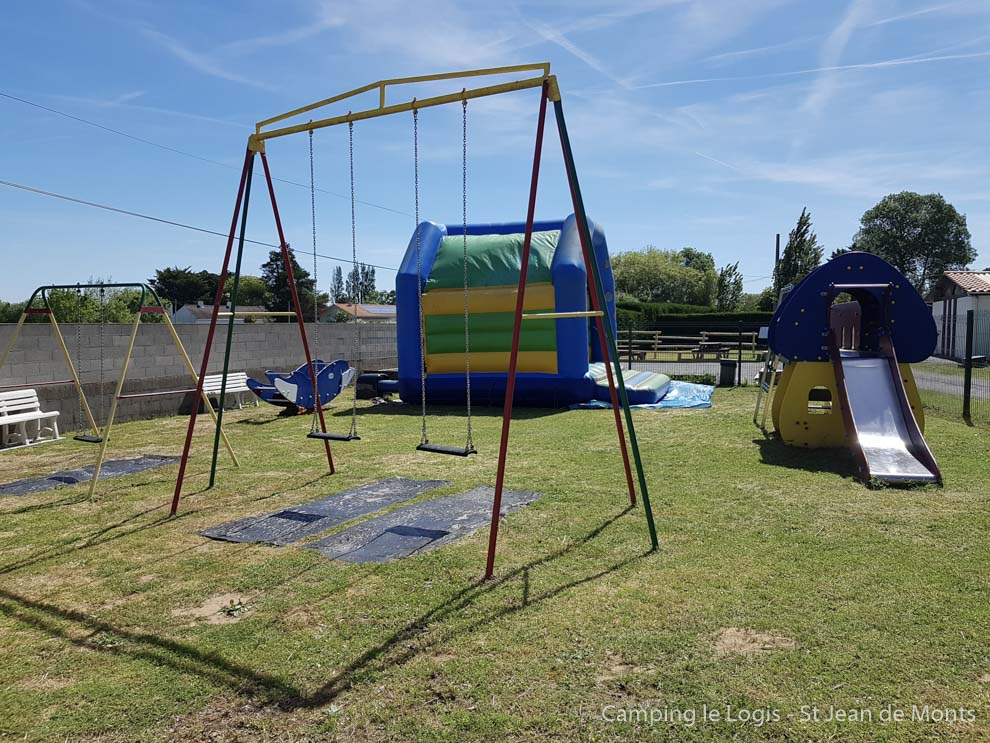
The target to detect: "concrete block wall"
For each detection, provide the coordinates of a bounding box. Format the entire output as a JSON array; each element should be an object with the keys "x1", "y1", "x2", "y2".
[{"x1": 0, "y1": 320, "x2": 397, "y2": 430}]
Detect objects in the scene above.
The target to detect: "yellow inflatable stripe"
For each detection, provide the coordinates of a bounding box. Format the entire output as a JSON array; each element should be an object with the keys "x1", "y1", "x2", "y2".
[
  {"x1": 426, "y1": 351, "x2": 557, "y2": 374},
  {"x1": 422, "y1": 283, "x2": 555, "y2": 315}
]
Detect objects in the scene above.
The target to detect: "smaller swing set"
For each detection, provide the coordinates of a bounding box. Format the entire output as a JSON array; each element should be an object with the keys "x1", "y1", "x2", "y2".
[{"x1": 0, "y1": 283, "x2": 238, "y2": 495}]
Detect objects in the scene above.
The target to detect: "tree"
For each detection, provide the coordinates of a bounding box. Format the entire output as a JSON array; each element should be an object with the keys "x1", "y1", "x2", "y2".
[
  {"x1": 849, "y1": 192, "x2": 975, "y2": 295},
  {"x1": 774, "y1": 207, "x2": 823, "y2": 294},
  {"x1": 0, "y1": 300, "x2": 26, "y2": 323},
  {"x1": 360, "y1": 264, "x2": 376, "y2": 300},
  {"x1": 611, "y1": 246, "x2": 718, "y2": 306},
  {"x1": 715, "y1": 262, "x2": 744, "y2": 311},
  {"x1": 329, "y1": 266, "x2": 346, "y2": 303},
  {"x1": 365, "y1": 289, "x2": 396, "y2": 305},
  {"x1": 346, "y1": 265, "x2": 362, "y2": 303},
  {"x1": 260, "y1": 247, "x2": 317, "y2": 320},
  {"x1": 149, "y1": 266, "x2": 209, "y2": 311},
  {"x1": 755, "y1": 287, "x2": 776, "y2": 311},
  {"x1": 235, "y1": 275, "x2": 269, "y2": 306}
]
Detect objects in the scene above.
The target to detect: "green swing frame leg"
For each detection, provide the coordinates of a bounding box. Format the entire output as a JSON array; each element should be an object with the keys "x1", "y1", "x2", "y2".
[{"x1": 553, "y1": 96, "x2": 659, "y2": 552}]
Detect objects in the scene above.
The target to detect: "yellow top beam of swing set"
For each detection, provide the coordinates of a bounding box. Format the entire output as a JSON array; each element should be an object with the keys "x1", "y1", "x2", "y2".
[{"x1": 248, "y1": 63, "x2": 558, "y2": 152}]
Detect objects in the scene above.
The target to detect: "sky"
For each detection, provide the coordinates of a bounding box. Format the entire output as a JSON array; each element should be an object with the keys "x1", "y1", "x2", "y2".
[{"x1": 1, "y1": 0, "x2": 988, "y2": 301}]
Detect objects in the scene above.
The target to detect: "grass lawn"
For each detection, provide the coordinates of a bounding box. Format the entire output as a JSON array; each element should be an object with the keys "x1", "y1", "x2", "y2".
[{"x1": 1, "y1": 390, "x2": 988, "y2": 741}]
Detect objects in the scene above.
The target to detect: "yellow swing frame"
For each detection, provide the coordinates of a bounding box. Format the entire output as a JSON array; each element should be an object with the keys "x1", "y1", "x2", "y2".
[{"x1": 0, "y1": 283, "x2": 237, "y2": 495}]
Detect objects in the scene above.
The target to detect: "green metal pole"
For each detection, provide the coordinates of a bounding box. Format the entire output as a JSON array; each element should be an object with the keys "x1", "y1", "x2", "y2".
[
  {"x1": 208, "y1": 158, "x2": 254, "y2": 487},
  {"x1": 553, "y1": 98, "x2": 659, "y2": 550}
]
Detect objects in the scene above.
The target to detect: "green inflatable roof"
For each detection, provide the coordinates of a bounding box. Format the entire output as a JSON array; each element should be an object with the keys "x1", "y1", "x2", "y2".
[{"x1": 426, "y1": 230, "x2": 560, "y2": 290}]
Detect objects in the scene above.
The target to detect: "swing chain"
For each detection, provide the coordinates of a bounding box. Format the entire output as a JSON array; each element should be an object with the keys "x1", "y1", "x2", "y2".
[
  {"x1": 347, "y1": 120, "x2": 360, "y2": 439},
  {"x1": 97, "y1": 286, "x2": 105, "y2": 427},
  {"x1": 308, "y1": 127, "x2": 321, "y2": 434},
  {"x1": 414, "y1": 107, "x2": 428, "y2": 446},
  {"x1": 75, "y1": 286, "x2": 85, "y2": 431},
  {"x1": 462, "y1": 99, "x2": 474, "y2": 451}
]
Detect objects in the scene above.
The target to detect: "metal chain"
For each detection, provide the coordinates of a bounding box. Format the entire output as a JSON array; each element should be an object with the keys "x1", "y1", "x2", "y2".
[
  {"x1": 98, "y1": 286, "x2": 105, "y2": 427},
  {"x1": 347, "y1": 120, "x2": 360, "y2": 438},
  {"x1": 414, "y1": 107, "x2": 428, "y2": 445},
  {"x1": 308, "y1": 127, "x2": 320, "y2": 433},
  {"x1": 462, "y1": 99, "x2": 474, "y2": 451},
  {"x1": 75, "y1": 286, "x2": 84, "y2": 431}
]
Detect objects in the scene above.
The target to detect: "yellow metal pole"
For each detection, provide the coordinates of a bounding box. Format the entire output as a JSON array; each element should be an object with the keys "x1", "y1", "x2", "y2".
[
  {"x1": 255, "y1": 63, "x2": 551, "y2": 132},
  {"x1": 47, "y1": 314, "x2": 99, "y2": 436},
  {"x1": 520, "y1": 310, "x2": 604, "y2": 320},
  {"x1": 760, "y1": 354, "x2": 780, "y2": 432},
  {"x1": 88, "y1": 311, "x2": 142, "y2": 498},
  {"x1": 0, "y1": 312, "x2": 28, "y2": 374},
  {"x1": 250, "y1": 76, "x2": 552, "y2": 150},
  {"x1": 161, "y1": 311, "x2": 238, "y2": 467},
  {"x1": 217, "y1": 311, "x2": 296, "y2": 317}
]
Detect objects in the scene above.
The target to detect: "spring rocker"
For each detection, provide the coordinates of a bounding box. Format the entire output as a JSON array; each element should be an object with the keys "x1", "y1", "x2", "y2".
[{"x1": 754, "y1": 252, "x2": 941, "y2": 485}]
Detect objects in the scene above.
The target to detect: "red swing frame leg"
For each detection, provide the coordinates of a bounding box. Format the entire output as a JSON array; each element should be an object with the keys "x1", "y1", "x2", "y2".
[
  {"x1": 259, "y1": 153, "x2": 335, "y2": 474},
  {"x1": 485, "y1": 83, "x2": 550, "y2": 580},
  {"x1": 171, "y1": 148, "x2": 252, "y2": 516}
]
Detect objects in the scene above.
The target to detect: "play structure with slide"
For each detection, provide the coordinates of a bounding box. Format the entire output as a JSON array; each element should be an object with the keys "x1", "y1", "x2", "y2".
[{"x1": 755, "y1": 252, "x2": 942, "y2": 485}]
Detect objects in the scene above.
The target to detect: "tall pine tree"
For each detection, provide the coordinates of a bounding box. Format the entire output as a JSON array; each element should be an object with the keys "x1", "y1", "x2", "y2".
[
  {"x1": 329, "y1": 265, "x2": 346, "y2": 303},
  {"x1": 774, "y1": 207, "x2": 823, "y2": 294}
]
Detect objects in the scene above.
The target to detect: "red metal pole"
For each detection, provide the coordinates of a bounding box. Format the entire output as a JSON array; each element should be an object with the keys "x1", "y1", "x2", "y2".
[
  {"x1": 485, "y1": 82, "x2": 549, "y2": 580},
  {"x1": 259, "y1": 153, "x2": 335, "y2": 475},
  {"x1": 171, "y1": 148, "x2": 253, "y2": 516}
]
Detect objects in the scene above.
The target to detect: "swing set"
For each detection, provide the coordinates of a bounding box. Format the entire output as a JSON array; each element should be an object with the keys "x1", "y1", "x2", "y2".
[
  {"x1": 0, "y1": 283, "x2": 237, "y2": 495},
  {"x1": 170, "y1": 63, "x2": 658, "y2": 577}
]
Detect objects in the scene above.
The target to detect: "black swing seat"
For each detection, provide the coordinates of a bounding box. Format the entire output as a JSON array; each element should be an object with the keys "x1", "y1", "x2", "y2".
[
  {"x1": 73, "y1": 435, "x2": 104, "y2": 444},
  {"x1": 417, "y1": 442, "x2": 477, "y2": 457},
  {"x1": 307, "y1": 431, "x2": 361, "y2": 442}
]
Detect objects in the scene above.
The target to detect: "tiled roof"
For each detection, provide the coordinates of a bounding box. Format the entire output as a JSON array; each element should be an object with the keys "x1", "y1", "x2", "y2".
[{"x1": 942, "y1": 271, "x2": 990, "y2": 295}]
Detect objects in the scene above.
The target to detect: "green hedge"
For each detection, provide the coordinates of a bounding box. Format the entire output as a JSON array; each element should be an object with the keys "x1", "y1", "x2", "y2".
[{"x1": 614, "y1": 298, "x2": 772, "y2": 328}]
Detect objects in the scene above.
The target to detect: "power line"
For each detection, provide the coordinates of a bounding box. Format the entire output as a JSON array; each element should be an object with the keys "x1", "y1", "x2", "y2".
[
  {"x1": 0, "y1": 177, "x2": 399, "y2": 273},
  {"x1": 0, "y1": 90, "x2": 412, "y2": 218}
]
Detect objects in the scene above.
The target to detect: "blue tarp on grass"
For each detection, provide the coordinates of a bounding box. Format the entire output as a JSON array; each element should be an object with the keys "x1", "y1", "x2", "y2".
[{"x1": 569, "y1": 380, "x2": 714, "y2": 410}]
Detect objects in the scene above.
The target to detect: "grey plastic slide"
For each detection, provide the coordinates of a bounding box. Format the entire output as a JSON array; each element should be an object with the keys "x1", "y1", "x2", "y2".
[{"x1": 838, "y1": 352, "x2": 941, "y2": 484}]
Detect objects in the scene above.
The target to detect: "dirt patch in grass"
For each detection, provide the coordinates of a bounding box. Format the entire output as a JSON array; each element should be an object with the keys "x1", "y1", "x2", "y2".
[
  {"x1": 19, "y1": 675, "x2": 74, "y2": 691},
  {"x1": 172, "y1": 593, "x2": 252, "y2": 625},
  {"x1": 167, "y1": 694, "x2": 323, "y2": 743},
  {"x1": 714, "y1": 627, "x2": 797, "y2": 656},
  {"x1": 979, "y1": 673, "x2": 990, "y2": 684}
]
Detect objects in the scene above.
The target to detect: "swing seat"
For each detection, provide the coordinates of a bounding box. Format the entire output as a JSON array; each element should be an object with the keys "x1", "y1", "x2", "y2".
[
  {"x1": 73, "y1": 434, "x2": 104, "y2": 444},
  {"x1": 416, "y1": 442, "x2": 477, "y2": 457},
  {"x1": 307, "y1": 431, "x2": 361, "y2": 442}
]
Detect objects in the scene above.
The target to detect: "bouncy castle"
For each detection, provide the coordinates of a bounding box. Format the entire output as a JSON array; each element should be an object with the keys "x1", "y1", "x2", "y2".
[{"x1": 392, "y1": 214, "x2": 670, "y2": 407}]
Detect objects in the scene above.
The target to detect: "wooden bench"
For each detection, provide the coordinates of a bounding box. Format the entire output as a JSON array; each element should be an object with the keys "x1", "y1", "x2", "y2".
[
  {"x1": 0, "y1": 389, "x2": 61, "y2": 449},
  {"x1": 202, "y1": 372, "x2": 257, "y2": 410}
]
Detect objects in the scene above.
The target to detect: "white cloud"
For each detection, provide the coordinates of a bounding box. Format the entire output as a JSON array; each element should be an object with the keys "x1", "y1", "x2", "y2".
[{"x1": 139, "y1": 26, "x2": 272, "y2": 89}]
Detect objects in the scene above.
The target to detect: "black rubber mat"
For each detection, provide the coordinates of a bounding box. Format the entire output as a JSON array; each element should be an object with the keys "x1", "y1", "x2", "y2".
[
  {"x1": 307, "y1": 486, "x2": 542, "y2": 563},
  {"x1": 200, "y1": 478, "x2": 449, "y2": 546},
  {"x1": 0, "y1": 455, "x2": 179, "y2": 496}
]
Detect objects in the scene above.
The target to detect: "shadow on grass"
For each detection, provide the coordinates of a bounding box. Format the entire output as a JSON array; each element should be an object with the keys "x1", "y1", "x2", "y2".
[
  {"x1": 0, "y1": 504, "x2": 186, "y2": 577},
  {"x1": 753, "y1": 437, "x2": 857, "y2": 479},
  {"x1": 0, "y1": 504, "x2": 647, "y2": 713}
]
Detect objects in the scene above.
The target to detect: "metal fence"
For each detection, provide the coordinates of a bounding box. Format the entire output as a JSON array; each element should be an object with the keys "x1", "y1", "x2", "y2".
[
  {"x1": 617, "y1": 321, "x2": 765, "y2": 386},
  {"x1": 912, "y1": 309, "x2": 989, "y2": 426}
]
